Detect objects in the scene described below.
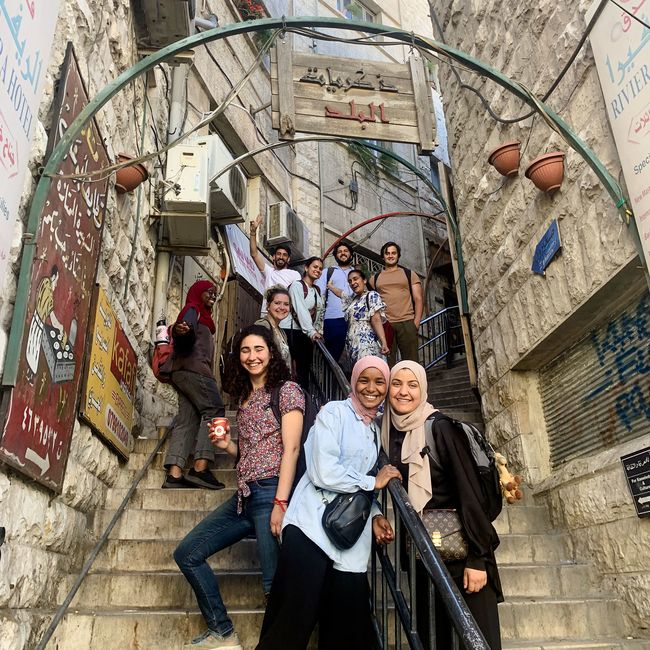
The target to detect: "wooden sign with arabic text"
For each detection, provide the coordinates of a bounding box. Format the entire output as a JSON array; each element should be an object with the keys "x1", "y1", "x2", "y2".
[
  {"x1": 271, "y1": 42, "x2": 436, "y2": 153},
  {"x1": 0, "y1": 43, "x2": 109, "y2": 492}
]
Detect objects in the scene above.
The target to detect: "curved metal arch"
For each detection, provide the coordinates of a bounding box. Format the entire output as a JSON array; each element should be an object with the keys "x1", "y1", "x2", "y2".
[{"x1": 4, "y1": 16, "x2": 639, "y2": 383}]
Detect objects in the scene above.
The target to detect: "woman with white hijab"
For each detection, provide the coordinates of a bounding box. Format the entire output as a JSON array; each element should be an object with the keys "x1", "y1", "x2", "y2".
[{"x1": 382, "y1": 360, "x2": 502, "y2": 650}]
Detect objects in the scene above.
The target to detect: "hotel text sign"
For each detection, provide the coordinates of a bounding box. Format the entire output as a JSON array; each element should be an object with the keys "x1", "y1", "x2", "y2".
[{"x1": 271, "y1": 42, "x2": 436, "y2": 153}]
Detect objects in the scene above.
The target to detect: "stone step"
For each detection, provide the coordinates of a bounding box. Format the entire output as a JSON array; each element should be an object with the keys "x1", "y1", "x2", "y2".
[
  {"x1": 104, "y1": 484, "x2": 236, "y2": 511},
  {"x1": 499, "y1": 597, "x2": 625, "y2": 641},
  {"x1": 499, "y1": 563, "x2": 602, "y2": 599},
  {"x1": 60, "y1": 570, "x2": 265, "y2": 609},
  {"x1": 112, "y1": 466, "x2": 236, "y2": 490},
  {"x1": 502, "y1": 639, "x2": 650, "y2": 649},
  {"x1": 50, "y1": 609, "x2": 266, "y2": 650},
  {"x1": 92, "y1": 539, "x2": 260, "y2": 572},
  {"x1": 495, "y1": 533, "x2": 574, "y2": 565},
  {"x1": 493, "y1": 505, "x2": 551, "y2": 536},
  {"x1": 125, "y1": 449, "x2": 236, "y2": 472}
]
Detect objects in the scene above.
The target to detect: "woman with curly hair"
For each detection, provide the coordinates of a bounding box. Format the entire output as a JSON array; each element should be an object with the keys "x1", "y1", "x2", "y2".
[{"x1": 174, "y1": 324, "x2": 305, "y2": 650}]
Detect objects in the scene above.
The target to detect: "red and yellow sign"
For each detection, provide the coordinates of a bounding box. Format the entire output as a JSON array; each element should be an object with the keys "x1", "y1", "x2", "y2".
[{"x1": 79, "y1": 286, "x2": 137, "y2": 459}]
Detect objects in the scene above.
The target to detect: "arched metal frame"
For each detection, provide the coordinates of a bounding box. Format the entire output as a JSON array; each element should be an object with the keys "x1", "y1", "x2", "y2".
[{"x1": 3, "y1": 16, "x2": 644, "y2": 383}]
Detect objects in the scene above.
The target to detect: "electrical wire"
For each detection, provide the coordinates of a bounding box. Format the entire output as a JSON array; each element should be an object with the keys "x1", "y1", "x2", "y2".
[{"x1": 429, "y1": 0, "x2": 610, "y2": 124}]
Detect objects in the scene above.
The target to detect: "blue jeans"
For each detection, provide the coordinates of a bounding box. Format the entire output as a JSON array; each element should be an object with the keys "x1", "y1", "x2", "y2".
[
  {"x1": 174, "y1": 477, "x2": 280, "y2": 635},
  {"x1": 323, "y1": 317, "x2": 347, "y2": 362}
]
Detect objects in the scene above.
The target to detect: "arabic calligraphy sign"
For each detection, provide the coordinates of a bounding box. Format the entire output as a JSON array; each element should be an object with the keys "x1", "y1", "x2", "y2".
[
  {"x1": 0, "y1": 0, "x2": 60, "y2": 281},
  {"x1": 223, "y1": 224, "x2": 266, "y2": 295},
  {"x1": 621, "y1": 446, "x2": 650, "y2": 517},
  {"x1": 0, "y1": 44, "x2": 109, "y2": 492},
  {"x1": 271, "y1": 42, "x2": 436, "y2": 153},
  {"x1": 79, "y1": 286, "x2": 136, "y2": 460},
  {"x1": 587, "y1": 0, "x2": 650, "y2": 274}
]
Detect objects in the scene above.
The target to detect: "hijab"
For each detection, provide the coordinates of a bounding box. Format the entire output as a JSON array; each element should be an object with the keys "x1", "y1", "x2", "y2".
[
  {"x1": 381, "y1": 360, "x2": 437, "y2": 515},
  {"x1": 178, "y1": 280, "x2": 216, "y2": 333},
  {"x1": 349, "y1": 355, "x2": 390, "y2": 425}
]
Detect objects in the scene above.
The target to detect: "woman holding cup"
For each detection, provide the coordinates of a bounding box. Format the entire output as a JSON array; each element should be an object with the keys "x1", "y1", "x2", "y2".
[{"x1": 174, "y1": 324, "x2": 304, "y2": 650}]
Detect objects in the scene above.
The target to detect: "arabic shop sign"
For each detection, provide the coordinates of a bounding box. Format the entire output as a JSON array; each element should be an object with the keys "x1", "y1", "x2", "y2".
[
  {"x1": 532, "y1": 219, "x2": 562, "y2": 275},
  {"x1": 79, "y1": 286, "x2": 137, "y2": 460},
  {"x1": 0, "y1": 44, "x2": 109, "y2": 492},
  {"x1": 587, "y1": 0, "x2": 650, "y2": 274},
  {"x1": 271, "y1": 42, "x2": 436, "y2": 153},
  {"x1": 621, "y1": 446, "x2": 650, "y2": 517},
  {"x1": 0, "y1": 0, "x2": 59, "y2": 282}
]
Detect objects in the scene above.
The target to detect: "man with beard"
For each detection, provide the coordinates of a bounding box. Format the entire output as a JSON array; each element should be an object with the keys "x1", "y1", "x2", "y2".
[
  {"x1": 250, "y1": 214, "x2": 301, "y2": 316},
  {"x1": 315, "y1": 242, "x2": 354, "y2": 362}
]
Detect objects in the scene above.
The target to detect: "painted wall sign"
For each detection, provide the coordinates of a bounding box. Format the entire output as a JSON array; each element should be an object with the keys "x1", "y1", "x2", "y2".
[
  {"x1": 0, "y1": 44, "x2": 109, "y2": 492},
  {"x1": 532, "y1": 219, "x2": 562, "y2": 275},
  {"x1": 270, "y1": 41, "x2": 436, "y2": 153},
  {"x1": 223, "y1": 224, "x2": 265, "y2": 296},
  {"x1": 0, "y1": 0, "x2": 60, "y2": 280},
  {"x1": 79, "y1": 286, "x2": 136, "y2": 460},
  {"x1": 621, "y1": 446, "x2": 650, "y2": 518},
  {"x1": 587, "y1": 1, "x2": 650, "y2": 275}
]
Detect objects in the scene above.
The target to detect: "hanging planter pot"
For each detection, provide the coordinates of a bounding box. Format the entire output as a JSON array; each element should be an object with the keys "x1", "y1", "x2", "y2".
[
  {"x1": 115, "y1": 153, "x2": 148, "y2": 194},
  {"x1": 487, "y1": 140, "x2": 521, "y2": 176},
  {"x1": 525, "y1": 151, "x2": 565, "y2": 192}
]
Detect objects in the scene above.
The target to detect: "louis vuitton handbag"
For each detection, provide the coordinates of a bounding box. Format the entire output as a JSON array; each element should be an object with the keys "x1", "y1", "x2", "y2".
[{"x1": 421, "y1": 509, "x2": 468, "y2": 561}]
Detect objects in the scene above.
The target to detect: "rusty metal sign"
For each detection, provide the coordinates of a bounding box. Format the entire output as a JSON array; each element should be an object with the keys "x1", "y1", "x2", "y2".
[
  {"x1": 79, "y1": 286, "x2": 137, "y2": 460},
  {"x1": 271, "y1": 42, "x2": 436, "y2": 153},
  {"x1": 0, "y1": 44, "x2": 109, "y2": 492}
]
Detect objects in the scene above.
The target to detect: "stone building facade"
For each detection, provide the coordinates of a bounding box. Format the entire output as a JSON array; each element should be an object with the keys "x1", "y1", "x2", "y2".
[
  {"x1": 0, "y1": 1, "x2": 437, "y2": 646},
  {"x1": 431, "y1": 0, "x2": 650, "y2": 635}
]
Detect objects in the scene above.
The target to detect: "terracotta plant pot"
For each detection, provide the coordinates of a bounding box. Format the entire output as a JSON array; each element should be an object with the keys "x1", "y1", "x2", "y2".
[
  {"x1": 525, "y1": 151, "x2": 565, "y2": 192},
  {"x1": 487, "y1": 140, "x2": 521, "y2": 176},
  {"x1": 115, "y1": 153, "x2": 148, "y2": 194}
]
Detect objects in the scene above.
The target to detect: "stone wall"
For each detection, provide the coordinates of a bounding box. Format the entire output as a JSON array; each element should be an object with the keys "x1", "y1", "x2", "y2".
[{"x1": 431, "y1": 0, "x2": 649, "y2": 634}]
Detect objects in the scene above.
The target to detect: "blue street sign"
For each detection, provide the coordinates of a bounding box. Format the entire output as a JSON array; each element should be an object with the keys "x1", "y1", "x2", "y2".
[{"x1": 532, "y1": 219, "x2": 562, "y2": 275}]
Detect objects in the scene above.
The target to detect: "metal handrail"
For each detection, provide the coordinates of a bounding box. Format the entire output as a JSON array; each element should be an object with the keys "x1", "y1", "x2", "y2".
[
  {"x1": 35, "y1": 427, "x2": 171, "y2": 650},
  {"x1": 418, "y1": 305, "x2": 464, "y2": 371},
  {"x1": 310, "y1": 342, "x2": 489, "y2": 649}
]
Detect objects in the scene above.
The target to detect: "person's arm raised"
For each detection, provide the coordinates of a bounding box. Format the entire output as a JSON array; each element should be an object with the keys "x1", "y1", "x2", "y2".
[{"x1": 249, "y1": 214, "x2": 267, "y2": 274}]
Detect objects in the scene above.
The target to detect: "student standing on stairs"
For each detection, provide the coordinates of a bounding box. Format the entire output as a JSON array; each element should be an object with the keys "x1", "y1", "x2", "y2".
[
  {"x1": 382, "y1": 361, "x2": 503, "y2": 650},
  {"x1": 175, "y1": 324, "x2": 304, "y2": 650},
  {"x1": 162, "y1": 280, "x2": 226, "y2": 490}
]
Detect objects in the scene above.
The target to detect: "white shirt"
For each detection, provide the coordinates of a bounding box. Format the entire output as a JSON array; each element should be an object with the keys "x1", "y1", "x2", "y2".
[
  {"x1": 315, "y1": 266, "x2": 353, "y2": 320},
  {"x1": 279, "y1": 281, "x2": 323, "y2": 339},
  {"x1": 282, "y1": 399, "x2": 381, "y2": 572},
  {"x1": 260, "y1": 264, "x2": 301, "y2": 315}
]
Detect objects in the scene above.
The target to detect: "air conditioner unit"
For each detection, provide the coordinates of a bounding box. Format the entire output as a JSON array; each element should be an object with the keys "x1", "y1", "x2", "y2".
[
  {"x1": 163, "y1": 144, "x2": 209, "y2": 249},
  {"x1": 164, "y1": 144, "x2": 207, "y2": 213},
  {"x1": 198, "y1": 135, "x2": 247, "y2": 225},
  {"x1": 266, "y1": 202, "x2": 309, "y2": 261}
]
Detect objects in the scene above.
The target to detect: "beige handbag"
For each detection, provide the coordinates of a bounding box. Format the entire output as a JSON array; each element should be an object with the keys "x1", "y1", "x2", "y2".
[{"x1": 421, "y1": 509, "x2": 468, "y2": 561}]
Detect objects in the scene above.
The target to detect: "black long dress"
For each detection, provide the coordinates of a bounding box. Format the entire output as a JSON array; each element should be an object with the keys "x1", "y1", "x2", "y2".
[{"x1": 389, "y1": 413, "x2": 503, "y2": 650}]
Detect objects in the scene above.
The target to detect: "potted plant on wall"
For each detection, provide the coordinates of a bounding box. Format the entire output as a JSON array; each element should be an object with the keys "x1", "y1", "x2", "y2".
[
  {"x1": 115, "y1": 154, "x2": 148, "y2": 194},
  {"x1": 235, "y1": 0, "x2": 272, "y2": 49},
  {"x1": 525, "y1": 151, "x2": 565, "y2": 192},
  {"x1": 488, "y1": 140, "x2": 521, "y2": 177}
]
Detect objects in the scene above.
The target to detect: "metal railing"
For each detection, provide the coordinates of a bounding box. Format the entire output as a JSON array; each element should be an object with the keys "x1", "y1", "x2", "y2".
[
  {"x1": 418, "y1": 306, "x2": 465, "y2": 370},
  {"x1": 310, "y1": 340, "x2": 489, "y2": 650}
]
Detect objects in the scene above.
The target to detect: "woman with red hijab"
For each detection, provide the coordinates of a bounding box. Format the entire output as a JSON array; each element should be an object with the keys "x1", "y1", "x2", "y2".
[{"x1": 163, "y1": 280, "x2": 226, "y2": 489}]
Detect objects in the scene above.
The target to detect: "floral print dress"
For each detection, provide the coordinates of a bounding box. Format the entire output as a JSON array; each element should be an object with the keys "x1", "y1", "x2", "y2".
[{"x1": 341, "y1": 290, "x2": 386, "y2": 365}]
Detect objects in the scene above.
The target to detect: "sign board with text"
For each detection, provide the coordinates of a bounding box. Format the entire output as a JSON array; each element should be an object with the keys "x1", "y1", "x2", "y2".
[
  {"x1": 0, "y1": 0, "x2": 60, "y2": 280},
  {"x1": 223, "y1": 224, "x2": 265, "y2": 296},
  {"x1": 532, "y1": 219, "x2": 562, "y2": 275},
  {"x1": 79, "y1": 286, "x2": 137, "y2": 460},
  {"x1": 0, "y1": 44, "x2": 109, "y2": 492},
  {"x1": 587, "y1": 1, "x2": 650, "y2": 274},
  {"x1": 621, "y1": 446, "x2": 650, "y2": 518},
  {"x1": 271, "y1": 42, "x2": 436, "y2": 153}
]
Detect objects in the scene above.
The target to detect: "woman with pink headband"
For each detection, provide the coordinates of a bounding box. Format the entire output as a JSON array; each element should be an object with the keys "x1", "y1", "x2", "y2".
[{"x1": 256, "y1": 356, "x2": 401, "y2": 650}]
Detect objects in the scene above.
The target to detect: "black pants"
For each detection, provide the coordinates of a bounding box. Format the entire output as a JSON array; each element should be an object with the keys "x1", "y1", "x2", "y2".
[
  {"x1": 282, "y1": 328, "x2": 313, "y2": 391},
  {"x1": 256, "y1": 525, "x2": 375, "y2": 650},
  {"x1": 415, "y1": 559, "x2": 502, "y2": 650}
]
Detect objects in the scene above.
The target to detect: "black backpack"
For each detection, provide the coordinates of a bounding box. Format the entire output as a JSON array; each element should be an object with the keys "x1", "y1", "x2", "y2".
[
  {"x1": 423, "y1": 413, "x2": 503, "y2": 522},
  {"x1": 269, "y1": 381, "x2": 318, "y2": 494}
]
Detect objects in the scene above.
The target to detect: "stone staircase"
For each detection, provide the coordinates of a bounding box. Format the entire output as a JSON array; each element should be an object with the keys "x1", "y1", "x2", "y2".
[
  {"x1": 426, "y1": 356, "x2": 483, "y2": 427},
  {"x1": 48, "y1": 414, "x2": 650, "y2": 649}
]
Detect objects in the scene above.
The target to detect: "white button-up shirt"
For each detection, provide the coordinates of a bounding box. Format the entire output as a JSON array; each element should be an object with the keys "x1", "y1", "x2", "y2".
[{"x1": 282, "y1": 398, "x2": 381, "y2": 572}]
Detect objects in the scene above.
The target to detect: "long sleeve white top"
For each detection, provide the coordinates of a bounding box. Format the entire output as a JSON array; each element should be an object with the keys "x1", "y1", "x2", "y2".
[
  {"x1": 279, "y1": 280, "x2": 324, "y2": 338},
  {"x1": 282, "y1": 399, "x2": 381, "y2": 572}
]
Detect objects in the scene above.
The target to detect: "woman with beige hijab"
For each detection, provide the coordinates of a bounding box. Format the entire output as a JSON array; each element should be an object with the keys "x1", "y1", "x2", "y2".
[{"x1": 382, "y1": 360, "x2": 502, "y2": 650}]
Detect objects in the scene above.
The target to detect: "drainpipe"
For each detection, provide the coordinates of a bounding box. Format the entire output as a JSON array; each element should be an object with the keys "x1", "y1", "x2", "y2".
[{"x1": 151, "y1": 64, "x2": 188, "y2": 339}]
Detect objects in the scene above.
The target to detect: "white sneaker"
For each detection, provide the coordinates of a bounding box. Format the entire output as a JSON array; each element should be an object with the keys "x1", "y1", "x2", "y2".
[{"x1": 183, "y1": 629, "x2": 242, "y2": 649}]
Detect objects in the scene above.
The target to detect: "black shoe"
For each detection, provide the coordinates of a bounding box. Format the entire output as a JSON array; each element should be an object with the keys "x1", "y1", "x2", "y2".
[
  {"x1": 162, "y1": 474, "x2": 194, "y2": 489},
  {"x1": 185, "y1": 468, "x2": 225, "y2": 490}
]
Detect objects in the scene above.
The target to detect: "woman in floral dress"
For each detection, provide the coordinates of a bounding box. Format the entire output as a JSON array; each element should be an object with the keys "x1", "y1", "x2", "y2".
[
  {"x1": 328, "y1": 268, "x2": 389, "y2": 366},
  {"x1": 174, "y1": 324, "x2": 304, "y2": 650}
]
